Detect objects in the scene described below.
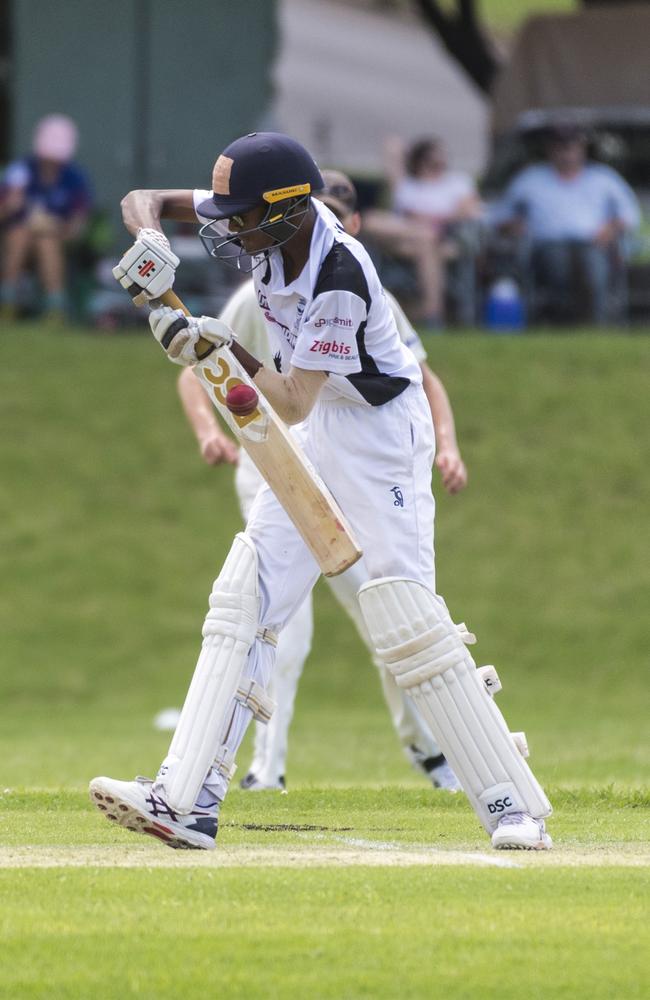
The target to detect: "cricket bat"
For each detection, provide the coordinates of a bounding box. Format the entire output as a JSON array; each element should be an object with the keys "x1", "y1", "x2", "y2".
[{"x1": 159, "y1": 290, "x2": 362, "y2": 577}]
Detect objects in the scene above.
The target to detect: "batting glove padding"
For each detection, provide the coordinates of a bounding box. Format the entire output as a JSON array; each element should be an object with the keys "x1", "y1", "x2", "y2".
[
  {"x1": 149, "y1": 306, "x2": 233, "y2": 366},
  {"x1": 112, "y1": 231, "x2": 180, "y2": 307}
]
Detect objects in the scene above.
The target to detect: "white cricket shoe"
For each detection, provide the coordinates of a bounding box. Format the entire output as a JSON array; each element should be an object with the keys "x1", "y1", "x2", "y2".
[
  {"x1": 239, "y1": 771, "x2": 286, "y2": 792},
  {"x1": 428, "y1": 758, "x2": 463, "y2": 793},
  {"x1": 408, "y1": 746, "x2": 462, "y2": 793},
  {"x1": 491, "y1": 811, "x2": 552, "y2": 851},
  {"x1": 89, "y1": 775, "x2": 218, "y2": 850}
]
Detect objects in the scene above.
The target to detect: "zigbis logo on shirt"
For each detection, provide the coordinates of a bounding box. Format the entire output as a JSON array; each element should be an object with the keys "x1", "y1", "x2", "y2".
[{"x1": 309, "y1": 338, "x2": 352, "y2": 358}]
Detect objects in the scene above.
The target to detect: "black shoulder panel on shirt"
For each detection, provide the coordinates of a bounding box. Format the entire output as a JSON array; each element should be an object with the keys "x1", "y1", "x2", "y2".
[
  {"x1": 314, "y1": 241, "x2": 410, "y2": 406},
  {"x1": 348, "y1": 319, "x2": 410, "y2": 406},
  {"x1": 313, "y1": 242, "x2": 371, "y2": 310}
]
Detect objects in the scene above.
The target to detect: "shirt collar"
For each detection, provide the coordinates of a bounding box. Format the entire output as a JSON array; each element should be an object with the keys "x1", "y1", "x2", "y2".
[{"x1": 269, "y1": 200, "x2": 336, "y2": 297}]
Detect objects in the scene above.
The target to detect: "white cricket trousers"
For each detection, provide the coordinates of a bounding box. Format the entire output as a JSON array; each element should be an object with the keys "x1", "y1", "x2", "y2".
[
  {"x1": 246, "y1": 553, "x2": 445, "y2": 786},
  {"x1": 203, "y1": 384, "x2": 437, "y2": 802}
]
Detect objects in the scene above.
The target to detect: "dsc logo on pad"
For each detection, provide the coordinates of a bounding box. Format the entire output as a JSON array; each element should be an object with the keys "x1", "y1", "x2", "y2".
[{"x1": 488, "y1": 796, "x2": 513, "y2": 814}]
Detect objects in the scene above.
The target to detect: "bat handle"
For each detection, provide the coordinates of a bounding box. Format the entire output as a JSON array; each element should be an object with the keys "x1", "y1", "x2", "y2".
[
  {"x1": 159, "y1": 289, "x2": 213, "y2": 358},
  {"x1": 160, "y1": 289, "x2": 190, "y2": 315},
  {"x1": 124, "y1": 276, "x2": 213, "y2": 359}
]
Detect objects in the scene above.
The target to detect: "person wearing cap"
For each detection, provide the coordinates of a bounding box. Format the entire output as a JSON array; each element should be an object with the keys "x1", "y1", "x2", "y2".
[
  {"x1": 170, "y1": 168, "x2": 467, "y2": 794},
  {"x1": 0, "y1": 114, "x2": 93, "y2": 321},
  {"x1": 492, "y1": 125, "x2": 640, "y2": 324},
  {"x1": 91, "y1": 132, "x2": 553, "y2": 853}
]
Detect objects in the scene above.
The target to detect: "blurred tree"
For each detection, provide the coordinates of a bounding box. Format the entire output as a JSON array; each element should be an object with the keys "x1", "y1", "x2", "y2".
[
  {"x1": 412, "y1": 0, "x2": 501, "y2": 93},
  {"x1": 413, "y1": 0, "x2": 650, "y2": 95}
]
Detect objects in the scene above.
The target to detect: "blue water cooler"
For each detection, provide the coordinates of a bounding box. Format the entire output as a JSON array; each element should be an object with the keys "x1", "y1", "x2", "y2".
[{"x1": 483, "y1": 278, "x2": 526, "y2": 332}]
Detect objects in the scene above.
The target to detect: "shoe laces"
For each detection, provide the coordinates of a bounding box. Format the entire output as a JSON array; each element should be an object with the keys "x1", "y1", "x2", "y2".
[{"x1": 497, "y1": 811, "x2": 530, "y2": 827}]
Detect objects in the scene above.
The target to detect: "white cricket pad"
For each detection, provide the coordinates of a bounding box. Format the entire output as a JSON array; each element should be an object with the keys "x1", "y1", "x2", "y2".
[
  {"x1": 358, "y1": 578, "x2": 552, "y2": 833},
  {"x1": 477, "y1": 664, "x2": 502, "y2": 696},
  {"x1": 157, "y1": 533, "x2": 260, "y2": 813}
]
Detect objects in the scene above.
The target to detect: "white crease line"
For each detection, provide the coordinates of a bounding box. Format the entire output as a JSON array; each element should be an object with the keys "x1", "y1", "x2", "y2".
[{"x1": 306, "y1": 832, "x2": 522, "y2": 869}]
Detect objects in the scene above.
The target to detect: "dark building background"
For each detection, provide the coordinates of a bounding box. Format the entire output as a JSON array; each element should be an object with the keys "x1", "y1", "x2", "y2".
[{"x1": 3, "y1": 0, "x2": 278, "y2": 240}]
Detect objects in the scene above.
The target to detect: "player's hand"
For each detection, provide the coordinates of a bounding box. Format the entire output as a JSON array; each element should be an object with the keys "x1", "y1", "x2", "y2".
[
  {"x1": 435, "y1": 448, "x2": 468, "y2": 495},
  {"x1": 199, "y1": 431, "x2": 239, "y2": 466},
  {"x1": 149, "y1": 306, "x2": 233, "y2": 366},
  {"x1": 112, "y1": 229, "x2": 179, "y2": 307}
]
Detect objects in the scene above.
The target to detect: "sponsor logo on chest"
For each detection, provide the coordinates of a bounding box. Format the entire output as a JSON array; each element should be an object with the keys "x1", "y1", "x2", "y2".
[{"x1": 314, "y1": 316, "x2": 353, "y2": 329}]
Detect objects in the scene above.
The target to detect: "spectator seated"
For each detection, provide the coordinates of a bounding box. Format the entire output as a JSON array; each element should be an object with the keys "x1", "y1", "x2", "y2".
[
  {"x1": 360, "y1": 135, "x2": 483, "y2": 329},
  {"x1": 0, "y1": 114, "x2": 93, "y2": 322},
  {"x1": 488, "y1": 126, "x2": 640, "y2": 326}
]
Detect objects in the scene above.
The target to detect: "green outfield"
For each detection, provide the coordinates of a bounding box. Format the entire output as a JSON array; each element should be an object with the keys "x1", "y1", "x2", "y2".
[
  {"x1": 484, "y1": 0, "x2": 573, "y2": 31},
  {"x1": 384, "y1": 0, "x2": 574, "y2": 33},
  {"x1": 1, "y1": 324, "x2": 649, "y2": 999}
]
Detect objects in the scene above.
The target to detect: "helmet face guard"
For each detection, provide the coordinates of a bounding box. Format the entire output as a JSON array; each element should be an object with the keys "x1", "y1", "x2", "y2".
[{"x1": 199, "y1": 191, "x2": 312, "y2": 272}]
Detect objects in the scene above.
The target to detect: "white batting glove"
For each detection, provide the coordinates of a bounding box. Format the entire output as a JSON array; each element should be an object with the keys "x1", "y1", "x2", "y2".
[
  {"x1": 112, "y1": 229, "x2": 180, "y2": 307},
  {"x1": 149, "y1": 306, "x2": 233, "y2": 366}
]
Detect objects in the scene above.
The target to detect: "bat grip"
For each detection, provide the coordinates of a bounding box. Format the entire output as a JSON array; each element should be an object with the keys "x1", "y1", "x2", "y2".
[
  {"x1": 159, "y1": 289, "x2": 213, "y2": 358},
  {"x1": 160, "y1": 289, "x2": 190, "y2": 315},
  {"x1": 123, "y1": 275, "x2": 213, "y2": 359}
]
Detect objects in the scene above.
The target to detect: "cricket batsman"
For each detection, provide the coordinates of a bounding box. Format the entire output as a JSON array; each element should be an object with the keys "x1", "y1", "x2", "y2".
[
  {"x1": 176, "y1": 169, "x2": 466, "y2": 793},
  {"x1": 90, "y1": 132, "x2": 552, "y2": 851}
]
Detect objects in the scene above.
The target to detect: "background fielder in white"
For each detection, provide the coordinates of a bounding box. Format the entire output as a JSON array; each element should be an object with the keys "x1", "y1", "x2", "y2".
[{"x1": 176, "y1": 176, "x2": 468, "y2": 791}]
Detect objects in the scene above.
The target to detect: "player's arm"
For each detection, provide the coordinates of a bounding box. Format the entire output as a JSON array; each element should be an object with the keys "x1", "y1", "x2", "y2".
[
  {"x1": 113, "y1": 190, "x2": 198, "y2": 306},
  {"x1": 152, "y1": 306, "x2": 326, "y2": 425},
  {"x1": 422, "y1": 363, "x2": 468, "y2": 494},
  {"x1": 256, "y1": 284, "x2": 368, "y2": 424},
  {"x1": 252, "y1": 364, "x2": 327, "y2": 426},
  {"x1": 177, "y1": 368, "x2": 239, "y2": 465},
  {"x1": 120, "y1": 188, "x2": 197, "y2": 235},
  {"x1": 183, "y1": 305, "x2": 328, "y2": 425},
  {"x1": 230, "y1": 337, "x2": 328, "y2": 424},
  {"x1": 385, "y1": 288, "x2": 467, "y2": 494}
]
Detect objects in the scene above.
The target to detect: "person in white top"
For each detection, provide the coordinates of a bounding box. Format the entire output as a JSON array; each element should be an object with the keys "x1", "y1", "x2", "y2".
[
  {"x1": 363, "y1": 135, "x2": 482, "y2": 327},
  {"x1": 90, "y1": 132, "x2": 552, "y2": 852},
  {"x1": 174, "y1": 169, "x2": 467, "y2": 793}
]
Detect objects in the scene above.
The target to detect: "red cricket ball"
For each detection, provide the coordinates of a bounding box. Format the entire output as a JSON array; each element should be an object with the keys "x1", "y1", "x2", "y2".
[{"x1": 225, "y1": 383, "x2": 259, "y2": 416}]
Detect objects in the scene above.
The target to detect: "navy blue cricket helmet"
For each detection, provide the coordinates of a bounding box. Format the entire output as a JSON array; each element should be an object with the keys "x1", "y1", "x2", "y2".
[
  {"x1": 198, "y1": 132, "x2": 324, "y2": 271},
  {"x1": 197, "y1": 132, "x2": 323, "y2": 220}
]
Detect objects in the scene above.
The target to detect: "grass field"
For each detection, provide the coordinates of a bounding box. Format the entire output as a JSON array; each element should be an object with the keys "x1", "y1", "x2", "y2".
[{"x1": 1, "y1": 323, "x2": 649, "y2": 998}]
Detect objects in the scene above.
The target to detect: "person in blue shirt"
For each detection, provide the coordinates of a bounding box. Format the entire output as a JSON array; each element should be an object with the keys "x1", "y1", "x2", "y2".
[
  {"x1": 0, "y1": 114, "x2": 93, "y2": 320},
  {"x1": 493, "y1": 125, "x2": 640, "y2": 324}
]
